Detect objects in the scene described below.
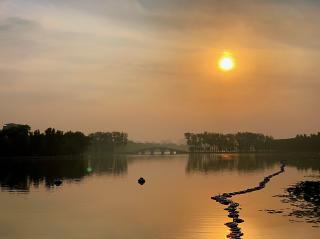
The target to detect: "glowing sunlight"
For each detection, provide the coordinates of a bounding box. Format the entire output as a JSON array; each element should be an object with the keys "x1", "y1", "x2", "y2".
[{"x1": 218, "y1": 52, "x2": 235, "y2": 72}]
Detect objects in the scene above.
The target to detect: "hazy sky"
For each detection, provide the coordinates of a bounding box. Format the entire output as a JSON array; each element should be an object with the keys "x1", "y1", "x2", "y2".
[{"x1": 1, "y1": 0, "x2": 320, "y2": 141}]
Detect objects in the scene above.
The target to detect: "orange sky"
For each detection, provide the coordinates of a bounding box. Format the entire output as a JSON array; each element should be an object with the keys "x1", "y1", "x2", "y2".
[{"x1": 1, "y1": 0, "x2": 319, "y2": 141}]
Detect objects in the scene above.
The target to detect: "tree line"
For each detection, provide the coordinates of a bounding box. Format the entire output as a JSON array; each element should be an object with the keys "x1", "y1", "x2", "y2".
[
  {"x1": 88, "y1": 132, "x2": 128, "y2": 153},
  {"x1": 0, "y1": 124, "x2": 128, "y2": 156},
  {"x1": 185, "y1": 132, "x2": 273, "y2": 152},
  {"x1": 271, "y1": 133, "x2": 320, "y2": 152},
  {"x1": 185, "y1": 132, "x2": 320, "y2": 152}
]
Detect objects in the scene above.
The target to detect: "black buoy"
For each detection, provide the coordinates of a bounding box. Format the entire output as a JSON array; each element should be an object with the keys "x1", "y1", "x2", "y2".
[
  {"x1": 138, "y1": 177, "x2": 145, "y2": 185},
  {"x1": 54, "y1": 179, "x2": 63, "y2": 186}
]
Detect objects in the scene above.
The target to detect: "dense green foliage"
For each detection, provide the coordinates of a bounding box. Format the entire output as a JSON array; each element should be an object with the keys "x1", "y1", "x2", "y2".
[
  {"x1": 185, "y1": 132, "x2": 320, "y2": 152},
  {"x1": 0, "y1": 124, "x2": 90, "y2": 156}
]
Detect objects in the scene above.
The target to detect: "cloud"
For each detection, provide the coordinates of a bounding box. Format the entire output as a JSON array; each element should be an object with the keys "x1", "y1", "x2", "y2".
[
  {"x1": 0, "y1": 17, "x2": 48, "y2": 70},
  {"x1": 1, "y1": 0, "x2": 320, "y2": 139},
  {"x1": 135, "y1": 0, "x2": 320, "y2": 48},
  {"x1": 3, "y1": 0, "x2": 320, "y2": 49}
]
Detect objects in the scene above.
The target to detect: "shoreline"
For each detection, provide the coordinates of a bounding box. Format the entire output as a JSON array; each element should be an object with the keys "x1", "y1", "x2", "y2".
[{"x1": 1, "y1": 151, "x2": 320, "y2": 159}]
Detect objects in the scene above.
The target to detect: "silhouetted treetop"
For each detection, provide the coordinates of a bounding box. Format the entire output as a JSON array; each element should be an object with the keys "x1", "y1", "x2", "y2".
[
  {"x1": 88, "y1": 131, "x2": 128, "y2": 153},
  {"x1": 0, "y1": 124, "x2": 90, "y2": 156},
  {"x1": 185, "y1": 131, "x2": 320, "y2": 152}
]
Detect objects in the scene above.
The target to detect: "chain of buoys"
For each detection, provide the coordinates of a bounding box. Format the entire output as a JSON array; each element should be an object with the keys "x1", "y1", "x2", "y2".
[{"x1": 211, "y1": 160, "x2": 286, "y2": 239}]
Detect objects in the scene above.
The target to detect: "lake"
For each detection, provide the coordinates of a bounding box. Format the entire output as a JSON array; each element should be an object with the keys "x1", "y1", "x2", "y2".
[{"x1": 0, "y1": 153, "x2": 319, "y2": 239}]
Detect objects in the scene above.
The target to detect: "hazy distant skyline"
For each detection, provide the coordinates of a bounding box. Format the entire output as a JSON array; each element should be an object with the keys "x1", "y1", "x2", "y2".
[{"x1": 1, "y1": 0, "x2": 320, "y2": 141}]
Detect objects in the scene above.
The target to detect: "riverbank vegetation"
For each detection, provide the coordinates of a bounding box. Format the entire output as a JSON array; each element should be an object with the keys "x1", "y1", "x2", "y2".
[
  {"x1": 0, "y1": 124, "x2": 89, "y2": 156},
  {"x1": 184, "y1": 132, "x2": 320, "y2": 153},
  {"x1": 1, "y1": 124, "x2": 319, "y2": 156},
  {"x1": 0, "y1": 124, "x2": 127, "y2": 156},
  {"x1": 88, "y1": 132, "x2": 128, "y2": 153}
]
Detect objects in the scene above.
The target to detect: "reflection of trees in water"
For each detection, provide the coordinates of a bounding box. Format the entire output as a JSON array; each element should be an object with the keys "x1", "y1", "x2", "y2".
[
  {"x1": 2, "y1": 153, "x2": 319, "y2": 192},
  {"x1": 186, "y1": 153, "x2": 320, "y2": 173},
  {"x1": 0, "y1": 155, "x2": 128, "y2": 192},
  {"x1": 88, "y1": 153, "x2": 127, "y2": 176},
  {"x1": 0, "y1": 157, "x2": 88, "y2": 192},
  {"x1": 187, "y1": 154, "x2": 276, "y2": 173}
]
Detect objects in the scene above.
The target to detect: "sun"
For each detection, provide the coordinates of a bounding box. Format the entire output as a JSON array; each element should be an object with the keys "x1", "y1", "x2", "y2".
[{"x1": 218, "y1": 52, "x2": 235, "y2": 72}]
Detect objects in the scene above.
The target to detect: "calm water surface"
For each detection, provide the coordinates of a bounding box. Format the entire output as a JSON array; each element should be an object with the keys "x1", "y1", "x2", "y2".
[{"x1": 0, "y1": 153, "x2": 319, "y2": 239}]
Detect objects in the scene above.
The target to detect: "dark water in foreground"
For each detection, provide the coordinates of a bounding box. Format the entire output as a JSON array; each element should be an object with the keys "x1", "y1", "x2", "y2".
[{"x1": 0, "y1": 153, "x2": 319, "y2": 239}]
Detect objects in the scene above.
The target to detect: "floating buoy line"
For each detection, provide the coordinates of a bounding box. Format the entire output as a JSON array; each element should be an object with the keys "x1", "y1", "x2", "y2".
[{"x1": 211, "y1": 161, "x2": 286, "y2": 239}]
